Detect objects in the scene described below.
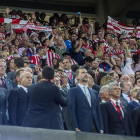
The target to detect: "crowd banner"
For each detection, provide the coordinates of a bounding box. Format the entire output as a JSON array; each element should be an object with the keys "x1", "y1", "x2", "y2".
[
  {"x1": 23, "y1": 25, "x2": 52, "y2": 32},
  {"x1": 10, "y1": 24, "x2": 52, "y2": 33},
  {"x1": 0, "y1": 17, "x2": 28, "y2": 24},
  {"x1": 107, "y1": 16, "x2": 135, "y2": 39}
]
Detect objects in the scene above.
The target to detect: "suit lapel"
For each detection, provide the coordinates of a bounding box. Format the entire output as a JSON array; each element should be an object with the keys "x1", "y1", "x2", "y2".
[
  {"x1": 76, "y1": 86, "x2": 90, "y2": 107},
  {"x1": 19, "y1": 87, "x2": 27, "y2": 95}
]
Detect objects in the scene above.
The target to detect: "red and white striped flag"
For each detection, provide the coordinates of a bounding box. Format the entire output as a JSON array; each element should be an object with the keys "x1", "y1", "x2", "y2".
[
  {"x1": 107, "y1": 16, "x2": 135, "y2": 39},
  {"x1": 0, "y1": 17, "x2": 28, "y2": 24}
]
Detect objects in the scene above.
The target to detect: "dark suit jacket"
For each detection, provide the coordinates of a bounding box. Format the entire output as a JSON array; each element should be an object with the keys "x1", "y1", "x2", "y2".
[
  {"x1": 4, "y1": 79, "x2": 14, "y2": 90},
  {"x1": 128, "y1": 100, "x2": 140, "y2": 111},
  {"x1": 61, "y1": 89, "x2": 75, "y2": 131},
  {"x1": 22, "y1": 81, "x2": 67, "y2": 130},
  {"x1": 68, "y1": 85, "x2": 104, "y2": 132},
  {"x1": 8, "y1": 87, "x2": 28, "y2": 126},
  {"x1": 7, "y1": 71, "x2": 15, "y2": 81},
  {"x1": 101, "y1": 101, "x2": 135, "y2": 136},
  {"x1": 92, "y1": 83, "x2": 100, "y2": 94},
  {"x1": 0, "y1": 88, "x2": 9, "y2": 125},
  {"x1": 132, "y1": 106, "x2": 140, "y2": 136}
]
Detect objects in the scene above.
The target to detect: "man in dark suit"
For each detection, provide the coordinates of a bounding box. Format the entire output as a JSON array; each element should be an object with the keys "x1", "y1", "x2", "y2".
[
  {"x1": 68, "y1": 68, "x2": 104, "y2": 133},
  {"x1": 8, "y1": 72, "x2": 33, "y2": 126},
  {"x1": 63, "y1": 58, "x2": 76, "y2": 86},
  {"x1": 128, "y1": 87, "x2": 140, "y2": 111},
  {"x1": 7, "y1": 58, "x2": 24, "y2": 80},
  {"x1": 23, "y1": 66, "x2": 67, "y2": 130},
  {"x1": 131, "y1": 106, "x2": 140, "y2": 136},
  {"x1": 0, "y1": 87, "x2": 9, "y2": 125},
  {"x1": 0, "y1": 61, "x2": 14, "y2": 89},
  {"x1": 101, "y1": 82, "x2": 135, "y2": 136}
]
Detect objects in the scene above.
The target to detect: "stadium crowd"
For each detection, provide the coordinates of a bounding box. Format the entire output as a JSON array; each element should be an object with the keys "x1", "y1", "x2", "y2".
[{"x1": 0, "y1": 7, "x2": 140, "y2": 137}]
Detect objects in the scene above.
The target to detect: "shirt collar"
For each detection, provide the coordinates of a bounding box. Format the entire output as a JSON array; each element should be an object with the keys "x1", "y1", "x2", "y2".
[
  {"x1": 78, "y1": 83, "x2": 88, "y2": 89},
  {"x1": 110, "y1": 98, "x2": 121, "y2": 104},
  {"x1": 20, "y1": 85, "x2": 28, "y2": 93},
  {"x1": 122, "y1": 93, "x2": 129, "y2": 97}
]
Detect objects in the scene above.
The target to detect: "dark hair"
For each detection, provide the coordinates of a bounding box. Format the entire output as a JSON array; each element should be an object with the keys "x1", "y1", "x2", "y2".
[
  {"x1": 87, "y1": 70, "x2": 95, "y2": 79},
  {"x1": 112, "y1": 65, "x2": 121, "y2": 71},
  {"x1": 14, "y1": 58, "x2": 24, "y2": 68},
  {"x1": 75, "y1": 67, "x2": 86, "y2": 77},
  {"x1": 57, "y1": 59, "x2": 63, "y2": 68},
  {"x1": 84, "y1": 56, "x2": 93, "y2": 63},
  {"x1": 71, "y1": 64, "x2": 79, "y2": 73},
  {"x1": 36, "y1": 46, "x2": 43, "y2": 53},
  {"x1": 63, "y1": 58, "x2": 72, "y2": 63},
  {"x1": 104, "y1": 33, "x2": 111, "y2": 39},
  {"x1": 42, "y1": 66, "x2": 55, "y2": 79},
  {"x1": 98, "y1": 41, "x2": 104, "y2": 46},
  {"x1": 6, "y1": 59, "x2": 12, "y2": 73}
]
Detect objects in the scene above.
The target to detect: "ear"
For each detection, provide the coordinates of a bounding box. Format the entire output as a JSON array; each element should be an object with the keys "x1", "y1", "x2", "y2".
[{"x1": 76, "y1": 75, "x2": 80, "y2": 80}]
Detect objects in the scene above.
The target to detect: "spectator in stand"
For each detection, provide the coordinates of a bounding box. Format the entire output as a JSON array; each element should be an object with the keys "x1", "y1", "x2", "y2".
[
  {"x1": 55, "y1": 36, "x2": 67, "y2": 58},
  {"x1": 82, "y1": 56, "x2": 93, "y2": 70},
  {"x1": 7, "y1": 58, "x2": 24, "y2": 80},
  {"x1": 69, "y1": 39, "x2": 83, "y2": 65},
  {"x1": 128, "y1": 87, "x2": 140, "y2": 111},
  {"x1": 68, "y1": 68, "x2": 104, "y2": 133},
  {"x1": 63, "y1": 58, "x2": 75, "y2": 86},
  {"x1": 135, "y1": 77, "x2": 140, "y2": 87},
  {"x1": 6, "y1": 59, "x2": 15, "y2": 73},
  {"x1": 99, "y1": 85, "x2": 110, "y2": 103},
  {"x1": 101, "y1": 82, "x2": 135, "y2": 136}
]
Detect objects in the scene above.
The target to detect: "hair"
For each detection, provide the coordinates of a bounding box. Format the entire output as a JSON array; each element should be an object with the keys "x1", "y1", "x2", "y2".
[
  {"x1": 84, "y1": 56, "x2": 93, "y2": 63},
  {"x1": 120, "y1": 75, "x2": 130, "y2": 82},
  {"x1": 20, "y1": 71, "x2": 32, "y2": 79},
  {"x1": 104, "y1": 33, "x2": 111, "y2": 39},
  {"x1": 112, "y1": 65, "x2": 121, "y2": 71},
  {"x1": 96, "y1": 72, "x2": 107, "y2": 85},
  {"x1": 71, "y1": 64, "x2": 79, "y2": 73},
  {"x1": 42, "y1": 66, "x2": 55, "y2": 80},
  {"x1": 100, "y1": 75, "x2": 113, "y2": 87},
  {"x1": 14, "y1": 58, "x2": 24, "y2": 68},
  {"x1": 99, "y1": 85, "x2": 109, "y2": 96},
  {"x1": 108, "y1": 82, "x2": 120, "y2": 91},
  {"x1": 105, "y1": 79, "x2": 117, "y2": 85},
  {"x1": 63, "y1": 58, "x2": 72, "y2": 63},
  {"x1": 75, "y1": 67, "x2": 86, "y2": 77},
  {"x1": 135, "y1": 70, "x2": 140, "y2": 78},
  {"x1": 63, "y1": 72, "x2": 69, "y2": 78},
  {"x1": 98, "y1": 41, "x2": 104, "y2": 46},
  {"x1": 14, "y1": 68, "x2": 25, "y2": 84},
  {"x1": 36, "y1": 46, "x2": 43, "y2": 53},
  {"x1": 87, "y1": 70, "x2": 95, "y2": 80}
]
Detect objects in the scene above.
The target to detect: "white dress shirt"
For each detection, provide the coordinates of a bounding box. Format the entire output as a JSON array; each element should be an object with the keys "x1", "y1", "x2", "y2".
[
  {"x1": 78, "y1": 83, "x2": 88, "y2": 96},
  {"x1": 110, "y1": 98, "x2": 124, "y2": 118},
  {"x1": 20, "y1": 85, "x2": 28, "y2": 93}
]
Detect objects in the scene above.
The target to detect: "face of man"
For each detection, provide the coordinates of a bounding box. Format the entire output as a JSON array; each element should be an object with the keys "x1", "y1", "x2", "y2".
[
  {"x1": 101, "y1": 87, "x2": 110, "y2": 101},
  {"x1": 61, "y1": 75, "x2": 68, "y2": 85},
  {"x1": 115, "y1": 58, "x2": 122, "y2": 66},
  {"x1": 85, "y1": 49, "x2": 92, "y2": 57},
  {"x1": 57, "y1": 36, "x2": 63, "y2": 46},
  {"x1": 135, "y1": 72, "x2": 140, "y2": 79},
  {"x1": 0, "y1": 52, "x2": 7, "y2": 61},
  {"x1": 109, "y1": 85, "x2": 121, "y2": 99},
  {"x1": 88, "y1": 75, "x2": 94, "y2": 88},
  {"x1": 63, "y1": 59, "x2": 72, "y2": 70},
  {"x1": 121, "y1": 75, "x2": 130, "y2": 82},
  {"x1": 136, "y1": 79, "x2": 140, "y2": 87},
  {"x1": 0, "y1": 62, "x2": 6, "y2": 77},
  {"x1": 91, "y1": 61, "x2": 99, "y2": 70},
  {"x1": 104, "y1": 53, "x2": 109, "y2": 61},
  {"x1": 121, "y1": 82, "x2": 131, "y2": 93},
  {"x1": 77, "y1": 69, "x2": 88, "y2": 83},
  {"x1": 38, "y1": 49, "x2": 43, "y2": 57},
  {"x1": 0, "y1": 34, "x2": 3, "y2": 42},
  {"x1": 20, "y1": 73, "x2": 32, "y2": 88},
  {"x1": 128, "y1": 74, "x2": 135, "y2": 84}
]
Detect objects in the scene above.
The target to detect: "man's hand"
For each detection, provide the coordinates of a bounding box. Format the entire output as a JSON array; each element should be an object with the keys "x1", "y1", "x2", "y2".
[
  {"x1": 100, "y1": 130, "x2": 104, "y2": 134},
  {"x1": 75, "y1": 128, "x2": 81, "y2": 132}
]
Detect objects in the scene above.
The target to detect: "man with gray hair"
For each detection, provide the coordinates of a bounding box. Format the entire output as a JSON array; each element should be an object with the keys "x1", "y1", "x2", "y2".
[
  {"x1": 101, "y1": 82, "x2": 135, "y2": 136},
  {"x1": 99, "y1": 85, "x2": 110, "y2": 103},
  {"x1": 8, "y1": 72, "x2": 33, "y2": 126}
]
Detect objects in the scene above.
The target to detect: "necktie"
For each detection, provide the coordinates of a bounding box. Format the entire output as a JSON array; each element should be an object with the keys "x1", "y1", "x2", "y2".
[
  {"x1": 84, "y1": 87, "x2": 91, "y2": 107},
  {"x1": 128, "y1": 95, "x2": 133, "y2": 102},
  {"x1": 116, "y1": 102, "x2": 123, "y2": 120},
  {"x1": 1, "y1": 78, "x2": 6, "y2": 89}
]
